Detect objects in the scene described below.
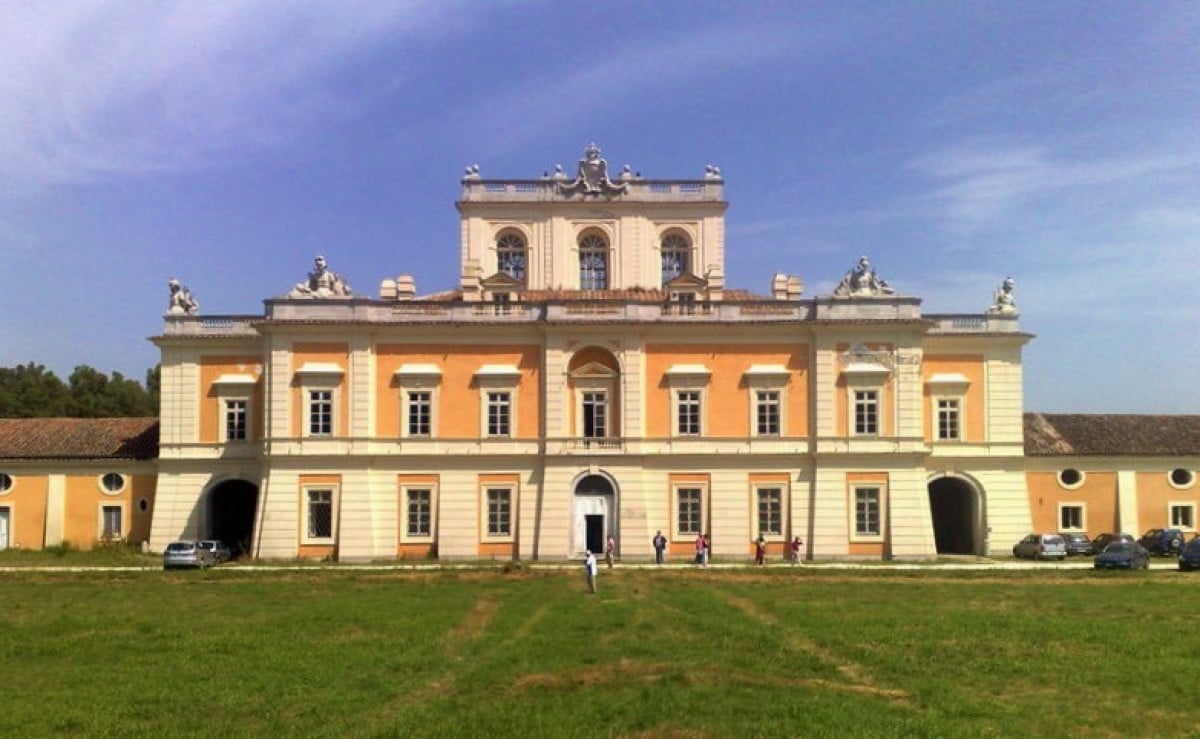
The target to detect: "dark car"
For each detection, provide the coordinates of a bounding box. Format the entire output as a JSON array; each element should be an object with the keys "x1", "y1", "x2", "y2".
[
  {"x1": 1012, "y1": 533, "x2": 1067, "y2": 561},
  {"x1": 1089, "y1": 533, "x2": 1135, "y2": 555},
  {"x1": 1093, "y1": 542, "x2": 1150, "y2": 570},
  {"x1": 197, "y1": 539, "x2": 232, "y2": 563},
  {"x1": 1138, "y1": 528, "x2": 1186, "y2": 556},
  {"x1": 1178, "y1": 538, "x2": 1200, "y2": 571},
  {"x1": 1058, "y1": 532, "x2": 1092, "y2": 556}
]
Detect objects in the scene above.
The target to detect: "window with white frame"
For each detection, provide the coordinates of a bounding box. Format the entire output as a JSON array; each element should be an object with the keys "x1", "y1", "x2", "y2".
[
  {"x1": 1059, "y1": 504, "x2": 1085, "y2": 531},
  {"x1": 225, "y1": 399, "x2": 248, "y2": 442},
  {"x1": 579, "y1": 232, "x2": 609, "y2": 290},
  {"x1": 1170, "y1": 503, "x2": 1196, "y2": 530},
  {"x1": 756, "y1": 487, "x2": 783, "y2": 537},
  {"x1": 676, "y1": 487, "x2": 703, "y2": 536},
  {"x1": 676, "y1": 390, "x2": 702, "y2": 436},
  {"x1": 756, "y1": 391, "x2": 781, "y2": 436},
  {"x1": 486, "y1": 392, "x2": 512, "y2": 437},
  {"x1": 854, "y1": 390, "x2": 879, "y2": 436},
  {"x1": 308, "y1": 390, "x2": 333, "y2": 436},
  {"x1": 475, "y1": 365, "x2": 520, "y2": 439},
  {"x1": 582, "y1": 391, "x2": 608, "y2": 438},
  {"x1": 100, "y1": 505, "x2": 123, "y2": 541},
  {"x1": 936, "y1": 398, "x2": 961, "y2": 441},
  {"x1": 486, "y1": 488, "x2": 512, "y2": 537},
  {"x1": 407, "y1": 391, "x2": 432, "y2": 437},
  {"x1": 305, "y1": 488, "x2": 335, "y2": 541},
  {"x1": 852, "y1": 486, "x2": 882, "y2": 539},
  {"x1": 405, "y1": 488, "x2": 433, "y2": 537}
]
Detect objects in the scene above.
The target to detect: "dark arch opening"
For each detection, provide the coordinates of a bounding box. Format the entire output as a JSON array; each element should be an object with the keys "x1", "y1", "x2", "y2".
[
  {"x1": 928, "y1": 477, "x2": 979, "y2": 555},
  {"x1": 208, "y1": 480, "x2": 259, "y2": 559}
]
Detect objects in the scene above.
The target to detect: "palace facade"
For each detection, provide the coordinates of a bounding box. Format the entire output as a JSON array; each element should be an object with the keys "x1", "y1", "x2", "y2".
[{"x1": 1, "y1": 146, "x2": 1197, "y2": 560}]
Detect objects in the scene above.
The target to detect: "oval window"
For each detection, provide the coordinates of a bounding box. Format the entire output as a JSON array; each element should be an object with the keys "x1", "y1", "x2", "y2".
[
  {"x1": 0, "y1": 473, "x2": 12, "y2": 494},
  {"x1": 138, "y1": 497, "x2": 150, "y2": 513},
  {"x1": 101, "y1": 473, "x2": 126, "y2": 494},
  {"x1": 1057, "y1": 469, "x2": 1085, "y2": 489},
  {"x1": 1169, "y1": 468, "x2": 1195, "y2": 489}
]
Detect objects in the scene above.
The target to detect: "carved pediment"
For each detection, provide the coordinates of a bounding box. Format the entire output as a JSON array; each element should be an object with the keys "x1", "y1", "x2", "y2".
[
  {"x1": 664, "y1": 273, "x2": 708, "y2": 291},
  {"x1": 570, "y1": 361, "x2": 618, "y2": 379},
  {"x1": 480, "y1": 272, "x2": 525, "y2": 290}
]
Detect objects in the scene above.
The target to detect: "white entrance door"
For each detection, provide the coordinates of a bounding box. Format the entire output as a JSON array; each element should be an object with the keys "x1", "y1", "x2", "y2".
[
  {"x1": 573, "y1": 495, "x2": 609, "y2": 556},
  {"x1": 0, "y1": 507, "x2": 10, "y2": 550}
]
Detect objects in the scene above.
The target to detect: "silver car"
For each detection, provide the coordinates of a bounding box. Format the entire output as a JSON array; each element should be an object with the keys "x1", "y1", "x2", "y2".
[
  {"x1": 1012, "y1": 533, "x2": 1068, "y2": 561},
  {"x1": 163, "y1": 541, "x2": 216, "y2": 570},
  {"x1": 196, "y1": 539, "x2": 232, "y2": 563}
]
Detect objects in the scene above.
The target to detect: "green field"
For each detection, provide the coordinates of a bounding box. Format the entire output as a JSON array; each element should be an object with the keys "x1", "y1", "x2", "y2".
[{"x1": 1, "y1": 567, "x2": 1197, "y2": 737}]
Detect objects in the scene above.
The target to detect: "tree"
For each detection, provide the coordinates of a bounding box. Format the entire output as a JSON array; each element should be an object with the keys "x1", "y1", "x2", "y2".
[
  {"x1": 0, "y1": 363, "x2": 70, "y2": 417},
  {"x1": 0, "y1": 363, "x2": 158, "y2": 418}
]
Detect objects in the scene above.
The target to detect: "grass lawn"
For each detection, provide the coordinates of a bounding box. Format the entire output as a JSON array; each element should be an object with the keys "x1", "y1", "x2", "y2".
[{"x1": 1, "y1": 567, "x2": 1197, "y2": 737}]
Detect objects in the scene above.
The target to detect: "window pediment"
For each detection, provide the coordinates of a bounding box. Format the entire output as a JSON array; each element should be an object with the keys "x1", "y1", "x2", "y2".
[
  {"x1": 295, "y1": 362, "x2": 344, "y2": 377},
  {"x1": 927, "y1": 372, "x2": 970, "y2": 387}
]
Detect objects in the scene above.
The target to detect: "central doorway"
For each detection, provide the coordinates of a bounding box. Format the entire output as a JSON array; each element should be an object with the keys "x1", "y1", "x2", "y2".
[
  {"x1": 207, "y1": 479, "x2": 259, "y2": 559},
  {"x1": 928, "y1": 476, "x2": 982, "y2": 555},
  {"x1": 573, "y1": 473, "x2": 616, "y2": 557}
]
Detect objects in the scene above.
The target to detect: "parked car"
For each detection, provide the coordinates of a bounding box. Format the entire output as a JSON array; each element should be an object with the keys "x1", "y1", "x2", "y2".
[
  {"x1": 1012, "y1": 533, "x2": 1068, "y2": 561},
  {"x1": 1178, "y1": 538, "x2": 1200, "y2": 571},
  {"x1": 1138, "y1": 528, "x2": 1186, "y2": 556},
  {"x1": 1089, "y1": 533, "x2": 1135, "y2": 555},
  {"x1": 197, "y1": 539, "x2": 232, "y2": 563},
  {"x1": 1058, "y1": 532, "x2": 1092, "y2": 556},
  {"x1": 1094, "y1": 541, "x2": 1150, "y2": 570},
  {"x1": 163, "y1": 541, "x2": 216, "y2": 570}
]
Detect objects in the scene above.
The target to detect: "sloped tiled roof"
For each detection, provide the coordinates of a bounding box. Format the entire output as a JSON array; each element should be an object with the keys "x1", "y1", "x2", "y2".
[
  {"x1": 1024, "y1": 413, "x2": 1200, "y2": 457},
  {"x1": 0, "y1": 418, "x2": 159, "y2": 460}
]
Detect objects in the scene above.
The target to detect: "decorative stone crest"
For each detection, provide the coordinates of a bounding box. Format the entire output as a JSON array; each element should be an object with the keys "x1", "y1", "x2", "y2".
[
  {"x1": 557, "y1": 143, "x2": 628, "y2": 196},
  {"x1": 988, "y1": 276, "x2": 1017, "y2": 315},
  {"x1": 166, "y1": 278, "x2": 199, "y2": 315},
  {"x1": 288, "y1": 255, "x2": 353, "y2": 298},
  {"x1": 833, "y1": 256, "x2": 894, "y2": 297}
]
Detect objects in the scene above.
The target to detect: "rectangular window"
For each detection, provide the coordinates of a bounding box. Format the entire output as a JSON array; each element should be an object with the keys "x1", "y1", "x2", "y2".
[
  {"x1": 677, "y1": 390, "x2": 701, "y2": 436},
  {"x1": 1060, "y1": 504, "x2": 1084, "y2": 531},
  {"x1": 937, "y1": 398, "x2": 961, "y2": 441},
  {"x1": 1170, "y1": 504, "x2": 1196, "y2": 529},
  {"x1": 854, "y1": 390, "x2": 879, "y2": 436},
  {"x1": 407, "y1": 391, "x2": 431, "y2": 437},
  {"x1": 307, "y1": 489, "x2": 333, "y2": 539},
  {"x1": 406, "y1": 488, "x2": 432, "y2": 537},
  {"x1": 486, "y1": 488, "x2": 511, "y2": 536},
  {"x1": 225, "y1": 399, "x2": 248, "y2": 441},
  {"x1": 582, "y1": 391, "x2": 608, "y2": 438},
  {"x1": 101, "y1": 505, "x2": 122, "y2": 540},
  {"x1": 854, "y1": 487, "x2": 881, "y2": 537},
  {"x1": 487, "y1": 392, "x2": 511, "y2": 437},
  {"x1": 309, "y1": 390, "x2": 333, "y2": 436},
  {"x1": 757, "y1": 487, "x2": 783, "y2": 536},
  {"x1": 756, "y1": 391, "x2": 780, "y2": 436},
  {"x1": 677, "y1": 488, "x2": 702, "y2": 535}
]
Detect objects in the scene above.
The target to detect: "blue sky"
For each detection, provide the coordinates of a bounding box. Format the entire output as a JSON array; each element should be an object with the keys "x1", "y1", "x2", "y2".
[{"x1": 1, "y1": 1, "x2": 1196, "y2": 412}]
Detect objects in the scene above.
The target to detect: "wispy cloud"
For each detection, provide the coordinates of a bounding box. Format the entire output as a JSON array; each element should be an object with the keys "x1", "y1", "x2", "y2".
[{"x1": 0, "y1": 1, "x2": 462, "y2": 186}]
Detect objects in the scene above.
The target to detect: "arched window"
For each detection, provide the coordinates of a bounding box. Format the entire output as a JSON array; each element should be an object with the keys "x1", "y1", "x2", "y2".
[
  {"x1": 496, "y1": 232, "x2": 527, "y2": 284},
  {"x1": 661, "y1": 232, "x2": 690, "y2": 283},
  {"x1": 579, "y1": 232, "x2": 609, "y2": 290}
]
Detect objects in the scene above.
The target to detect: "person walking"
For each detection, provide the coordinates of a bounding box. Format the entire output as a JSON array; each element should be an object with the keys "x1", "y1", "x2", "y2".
[
  {"x1": 605, "y1": 534, "x2": 615, "y2": 568},
  {"x1": 754, "y1": 534, "x2": 766, "y2": 566},
  {"x1": 790, "y1": 536, "x2": 804, "y2": 565},
  {"x1": 702, "y1": 533, "x2": 710, "y2": 566},
  {"x1": 584, "y1": 550, "x2": 598, "y2": 593},
  {"x1": 653, "y1": 530, "x2": 667, "y2": 564}
]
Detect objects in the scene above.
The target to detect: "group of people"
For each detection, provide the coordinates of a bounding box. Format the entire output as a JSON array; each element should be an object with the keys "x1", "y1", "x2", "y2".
[{"x1": 585, "y1": 531, "x2": 807, "y2": 591}]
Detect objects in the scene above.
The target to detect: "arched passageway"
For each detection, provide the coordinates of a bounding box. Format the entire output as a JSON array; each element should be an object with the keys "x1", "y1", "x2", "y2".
[
  {"x1": 207, "y1": 480, "x2": 259, "y2": 558},
  {"x1": 573, "y1": 473, "x2": 615, "y2": 556},
  {"x1": 928, "y1": 477, "x2": 981, "y2": 555}
]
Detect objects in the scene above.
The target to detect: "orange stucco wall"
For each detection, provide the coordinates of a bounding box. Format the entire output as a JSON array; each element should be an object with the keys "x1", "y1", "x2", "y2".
[
  {"x1": 645, "y1": 344, "x2": 809, "y2": 438},
  {"x1": 0, "y1": 474, "x2": 48, "y2": 549},
  {"x1": 376, "y1": 344, "x2": 541, "y2": 439},
  {"x1": 1025, "y1": 470, "x2": 1119, "y2": 535},
  {"x1": 835, "y1": 343, "x2": 894, "y2": 437},
  {"x1": 921, "y1": 355, "x2": 985, "y2": 443},
  {"x1": 1137, "y1": 471, "x2": 1200, "y2": 531},
  {"x1": 291, "y1": 344, "x2": 349, "y2": 438},
  {"x1": 62, "y1": 472, "x2": 155, "y2": 549},
  {"x1": 199, "y1": 355, "x2": 264, "y2": 443}
]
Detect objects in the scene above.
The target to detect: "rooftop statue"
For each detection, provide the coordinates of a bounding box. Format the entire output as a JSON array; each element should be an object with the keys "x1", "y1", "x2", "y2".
[
  {"x1": 557, "y1": 143, "x2": 628, "y2": 196},
  {"x1": 988, "y1": 276, "x2": 1018, "y2": 315},
  {"x1": 166, "y1": 278, "x2": 199, "y2": 315},
  {"x1": 833, "y1": 256, "x2": 895, "y2": 297},
  {"x1": 289, "y1": 255, "x2": 353, "y2": 298}
]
